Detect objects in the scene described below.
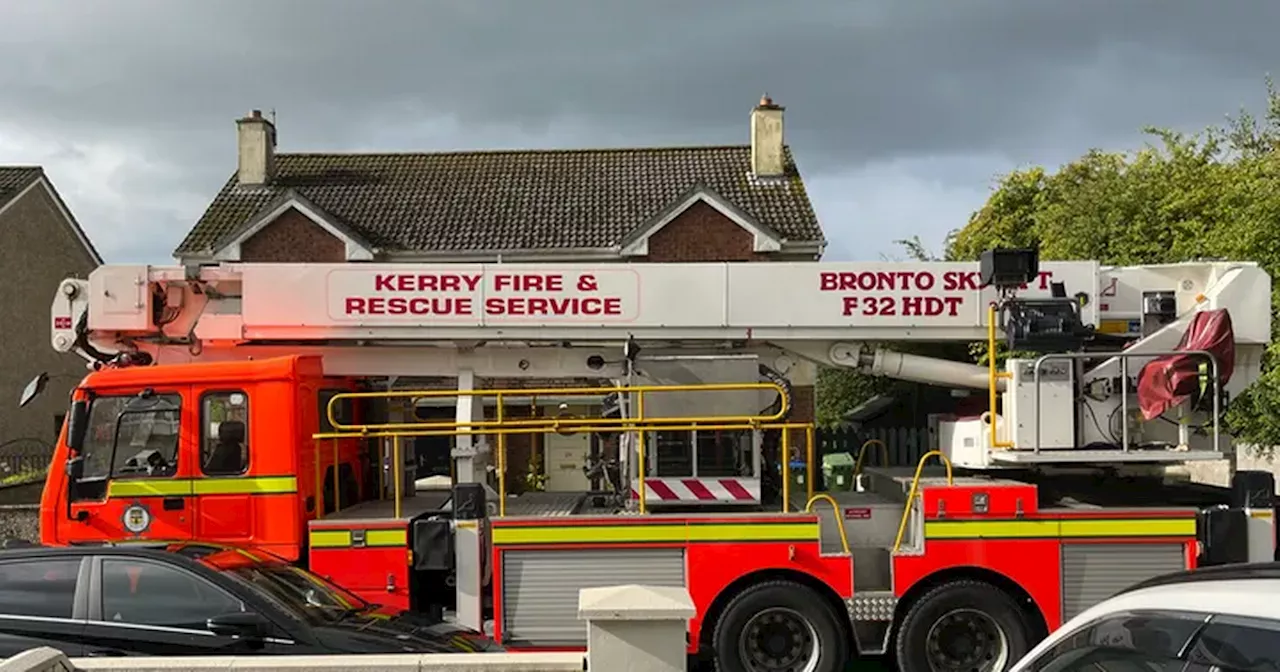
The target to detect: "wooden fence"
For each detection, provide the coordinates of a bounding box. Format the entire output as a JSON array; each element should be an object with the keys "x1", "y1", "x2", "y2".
[{"x1": 815, "y1": 425, "x2": 934, "y2": 467}]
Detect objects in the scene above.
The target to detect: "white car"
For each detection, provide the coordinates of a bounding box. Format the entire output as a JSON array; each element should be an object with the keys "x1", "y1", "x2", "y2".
[{"x1": 1009, "y1": 563, "x2": 1280, "y2": 672}]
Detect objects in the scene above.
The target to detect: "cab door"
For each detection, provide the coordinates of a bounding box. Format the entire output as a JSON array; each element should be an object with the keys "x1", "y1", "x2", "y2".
[
  {"x1": 61, "y1": 387, "x2": 196, "y2": 544},
  {"x1": 189, "y1": 389, "x2": 256, "y2": 545}
]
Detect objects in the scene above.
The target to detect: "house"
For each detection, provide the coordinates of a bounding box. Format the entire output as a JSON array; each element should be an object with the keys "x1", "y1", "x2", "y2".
[
  {"x1": 0, "y1": 168, "x2": 102, "y2": 479},
  {"x1": 174, "y1": 97, "x2": 827, "y2": 493}
]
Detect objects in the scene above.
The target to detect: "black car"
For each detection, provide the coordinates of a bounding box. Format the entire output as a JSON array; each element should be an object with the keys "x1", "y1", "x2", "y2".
[{"x1": 0, "y1": 541, "x2": 502, "y2": 658}]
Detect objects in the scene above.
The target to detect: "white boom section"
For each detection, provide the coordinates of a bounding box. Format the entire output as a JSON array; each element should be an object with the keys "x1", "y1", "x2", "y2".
[{"x1": 48, "y1": 259, "x2": 1271, "y2": 467}]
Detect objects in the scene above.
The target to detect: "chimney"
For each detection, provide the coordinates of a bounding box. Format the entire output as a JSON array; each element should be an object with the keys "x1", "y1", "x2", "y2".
[
  {"x1": 236, "y1": 109, "x2": 276, "y2": 186},
  {"x1": 750, "y1": 94, "x2": 785, "y2": 178}
]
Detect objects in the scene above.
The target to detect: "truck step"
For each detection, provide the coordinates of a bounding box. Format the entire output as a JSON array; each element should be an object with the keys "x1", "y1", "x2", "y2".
[{"x1": 849, "y1": 591, "x2": 898, "y2": 622}]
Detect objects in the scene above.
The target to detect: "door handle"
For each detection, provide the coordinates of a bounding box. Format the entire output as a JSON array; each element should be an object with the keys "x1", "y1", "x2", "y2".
[
  {"x1": 162, "y1": 497, "x2": 185, "y2": 511},
  {"x1": 87, "y1": 649, "x2": 127, "y2": 657}
]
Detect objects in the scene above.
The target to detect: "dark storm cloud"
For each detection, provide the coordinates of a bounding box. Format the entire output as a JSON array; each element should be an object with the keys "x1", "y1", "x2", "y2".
[
  {"x1": 5, "y1": 1, "x2": 1279, "y2": 164},
  {"x1": 2, "y1": 0, "x2": 1279, "y2": 262}
]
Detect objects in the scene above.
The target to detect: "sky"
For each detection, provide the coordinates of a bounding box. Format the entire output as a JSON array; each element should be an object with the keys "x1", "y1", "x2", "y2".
[{"x1": 2, "y1": 0, "x2": 1279, "y2": 265}]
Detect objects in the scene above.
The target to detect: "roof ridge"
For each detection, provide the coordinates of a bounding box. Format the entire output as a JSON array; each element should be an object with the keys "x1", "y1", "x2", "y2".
[{"x1": 277, "y1": 144, "x2": 758, "y2": 159}]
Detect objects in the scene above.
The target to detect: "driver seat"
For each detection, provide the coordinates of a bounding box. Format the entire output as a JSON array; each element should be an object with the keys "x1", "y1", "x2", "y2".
[{"x1": 206, "y1": 421, "x2": 246, "y2": 474}]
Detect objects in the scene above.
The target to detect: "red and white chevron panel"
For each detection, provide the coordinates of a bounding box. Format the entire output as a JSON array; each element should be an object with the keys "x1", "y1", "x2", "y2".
[{"x1": 630, "y1": 477, "x2": 761, "y2": 504}]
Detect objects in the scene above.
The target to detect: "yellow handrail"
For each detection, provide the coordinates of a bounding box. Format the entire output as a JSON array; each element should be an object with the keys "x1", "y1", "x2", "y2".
[
  {"x1": 636, "y1": 393, "x2": 648, "y2": 514},
  {"x1": 326, "y1": 382, "x2": 791, "y2": 435},
  {"x1": 314, "y1": 421, "x2": 819, "y2": 441},
  {"x1": 781, "y1": 429, "x2": 791, "y2": 513},
  {"x1": 392, "y1": 435, "x2": 403, "y2": 518},
  {"x1": 987, "y1": 303, "x2": 1015, "y2": 449},
  {"x1": 891, "y1": 450, "x2": 954, "y2": 555},
  {"x1": 852, "y1": 439, "x2": 888, "y2": 477},
  {"x1": 312, "y1": 439, "x2": 323, "y2": 517},
  {"x1": 331, "y1": 439, "x2": 340, "y2": 513},
  {"x1": 377, "y1": 437, "x2": 386, "y2": 500},
  {"x1": 805, "y1": 426, "x2": 816, "y2": 502},
  {"x1": 497, "y1": 394, "x2": 507, "y2": 518},
  {"x1": 315, "y1": 420, "x2": 817, "y2": 518},
  {"x1": 805, "y1": 493, "x2": 851, "y2": 555}
]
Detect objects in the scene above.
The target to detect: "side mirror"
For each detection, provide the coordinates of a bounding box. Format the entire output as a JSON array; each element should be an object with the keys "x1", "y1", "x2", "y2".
[
  {"x1": 207, "y1": 612, "x2": 270, "y2": 639},
  {"x1": 19, "y1": 373, "x2": 49, "y2": 408},
  {"x1": 67, "y1": 400, "x2": 88, "y2": 453}
]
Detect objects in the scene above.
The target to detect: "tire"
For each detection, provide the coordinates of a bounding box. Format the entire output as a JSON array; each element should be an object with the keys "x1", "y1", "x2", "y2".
[
  {"x1": 712, "y1": 580, "x2": 849, "y2": 672},
  {"x1": 894, "y1": 580, "x2": 1033, "y2": 672}
]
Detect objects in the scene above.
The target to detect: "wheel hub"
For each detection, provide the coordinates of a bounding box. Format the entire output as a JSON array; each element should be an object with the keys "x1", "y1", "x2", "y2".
[
  {"x1": 739, "y1": 607, "x2": 820, "y2": 672},
  {"x1": 925, "y1": 608, "x2": 1010, "y2": 672}
]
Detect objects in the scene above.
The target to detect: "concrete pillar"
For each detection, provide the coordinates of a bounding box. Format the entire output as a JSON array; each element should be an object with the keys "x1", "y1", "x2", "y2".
[
  {"x1": 0, "y1": 646, "x2": 74, "y2": 672},
  {"x1": 453, "y1": 368, "x2": 486, "y2": 485},
  {"x1": 452, "y1": 368, "x2": 489, "y2": 634},
  {"x1": 579, "y1": 584, "x2": 696, "y2": 672}
]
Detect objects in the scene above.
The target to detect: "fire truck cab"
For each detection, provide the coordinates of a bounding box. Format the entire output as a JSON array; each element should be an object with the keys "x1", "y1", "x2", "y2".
[
  {"x1": 24, "y1": 248, "x2": 1280, "y2": 672},
  {"x1": 39, "y1": 357, "x2": 368, "y2": 561}
]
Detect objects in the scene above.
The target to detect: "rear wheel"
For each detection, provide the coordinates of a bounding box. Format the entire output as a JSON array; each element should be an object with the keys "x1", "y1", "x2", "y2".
[
  {"x1": 894, "y1": 580, "x2": 1033, "y2": 672},
  {"x1": 712, "y1": 581, "x2": 848, "y2": 672}
]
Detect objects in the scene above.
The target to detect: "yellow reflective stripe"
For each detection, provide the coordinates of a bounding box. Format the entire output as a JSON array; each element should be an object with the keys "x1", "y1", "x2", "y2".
[
  {"x1": 107, "y1": 476, "x2": 298, "y2": 498},
  {"x1": 492, "y1": 521, "x2": 820, "y2": 545},
  {"x1": 307, "y1": 528, "x2": 407, "y2": 548},
  {"x1": 1059, "y1": 518, "x2": 1196, "y2": 537},
  {"x1": 192, "y1": 476, "x2": 297, "y2": 495},
  {"x1": 924, "y1": 517, "x2": 1197, "y2": 539},
  {"x1": 366, "y1": 529, "x2": 407, "y2": 546},
  {"x1": 108, "y1": 480, "x2": 193, "y2": 497},
  {"x1": 310, "y1": 530, "x2": 352, "y2": 548},
  {"x1": 690, "y1": 522, "x2": 817, "y2": 542}
]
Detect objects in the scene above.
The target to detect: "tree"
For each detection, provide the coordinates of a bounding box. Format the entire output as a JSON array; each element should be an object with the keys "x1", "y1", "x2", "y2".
[{"x1": 945, "y1": 79, "x2": 1280, "y2": 452}]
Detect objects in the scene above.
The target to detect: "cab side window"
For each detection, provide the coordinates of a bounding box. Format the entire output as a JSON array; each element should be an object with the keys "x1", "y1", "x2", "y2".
[{"x1": 201, "y1": 392, "x2": 250, "y2": 476}]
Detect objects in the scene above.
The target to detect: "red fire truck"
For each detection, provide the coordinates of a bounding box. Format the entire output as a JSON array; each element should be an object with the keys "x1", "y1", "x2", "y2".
[{"x1": 22, "y1": 249, "x2": 1279, "y2": 672}]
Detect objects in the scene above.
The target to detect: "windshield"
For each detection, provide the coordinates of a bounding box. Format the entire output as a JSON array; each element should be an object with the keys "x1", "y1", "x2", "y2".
[
  {"x1": 79, "y1": 393, "x2": 182, "y2": 481},
  {"x1": 218, "y1": 561, "x2": 372, "y2": 626}
]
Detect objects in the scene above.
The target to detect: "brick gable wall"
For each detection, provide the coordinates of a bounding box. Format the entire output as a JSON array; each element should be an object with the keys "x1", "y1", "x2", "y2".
[
  {"x1": 240, "y1": 208, "x2": 345, "y2": 263},
  {"x1": 643, "y1": 201, "x2": 761, "y2": 263}
]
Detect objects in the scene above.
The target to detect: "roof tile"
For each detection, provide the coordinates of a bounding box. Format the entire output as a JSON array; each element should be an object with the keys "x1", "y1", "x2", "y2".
[
  {"x1": 0, "y1": 167, "x2": 43, "y2": 206},
  {"x1": 176, "y1": 146, "x2": 823, "y2": 256}
]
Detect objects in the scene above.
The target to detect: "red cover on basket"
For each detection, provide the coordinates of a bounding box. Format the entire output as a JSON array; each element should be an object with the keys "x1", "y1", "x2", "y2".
[{"x1": 1136, "y1": 309, "x2": 1234, "y2": 421}]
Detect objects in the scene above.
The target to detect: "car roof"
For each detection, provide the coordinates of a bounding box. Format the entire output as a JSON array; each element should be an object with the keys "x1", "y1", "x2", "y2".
[
  {"x1": 1012, "y1": 574, "x2": 1280, "y2": 672},
  {"x1": 0, "y1": 541, "x2": 279, "y2": 566},
  {"x1": 1079, "y1": 562, "x2": 1280, "y2": 626},
  {"x1": 0, "y1": 544, "x2": 175, "y2": 560},
  {"x1": 1089, "y1": 578, "x2": 1280, "y2": 622}
]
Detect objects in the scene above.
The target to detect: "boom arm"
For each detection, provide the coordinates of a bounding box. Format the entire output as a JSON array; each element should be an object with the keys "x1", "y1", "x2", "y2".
[
  {"x1": 51, "y1": 259, "x2": 1269, "y2": 375},
  {"x1": 47, "y1": 258, "x2": 1271, "y2": 467}
]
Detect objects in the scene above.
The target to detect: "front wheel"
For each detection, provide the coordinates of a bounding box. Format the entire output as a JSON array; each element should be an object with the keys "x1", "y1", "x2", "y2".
[
  {"x1": 712, "y1": 581, "x2": 848, "y2": 672},
  {"x1": 894, "y1": 580, "x2": 1034, "y2": 672}
]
